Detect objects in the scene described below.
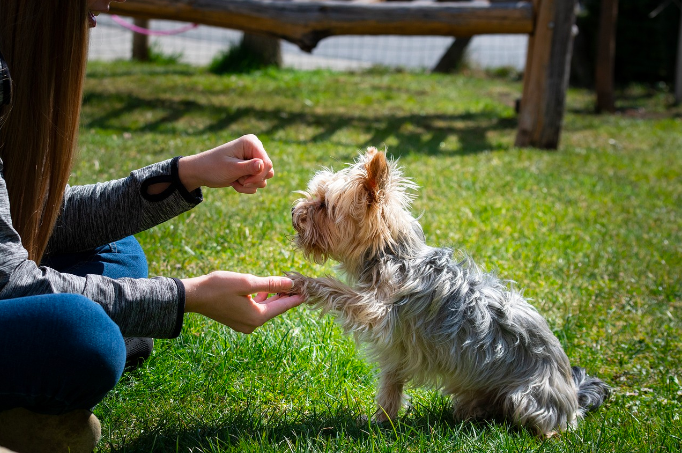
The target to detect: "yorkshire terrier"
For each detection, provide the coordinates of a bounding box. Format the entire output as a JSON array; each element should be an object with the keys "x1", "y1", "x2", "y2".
[{"x1": 288, "y1": 147, "x2": 610, "y2": 436}]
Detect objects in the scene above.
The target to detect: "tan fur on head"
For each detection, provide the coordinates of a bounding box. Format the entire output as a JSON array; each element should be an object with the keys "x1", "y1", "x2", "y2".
[{"x1": 292, "y1": 147, "x2": 418, "y2": 275}]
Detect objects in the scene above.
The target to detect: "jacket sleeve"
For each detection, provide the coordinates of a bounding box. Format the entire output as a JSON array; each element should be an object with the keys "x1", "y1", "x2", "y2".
[
  {"x1": 0, "y1": 158, "x2": 190, "y2": 338},
  {"x1": 46, "y1": 157, "x2": 202, "y2": 254}
]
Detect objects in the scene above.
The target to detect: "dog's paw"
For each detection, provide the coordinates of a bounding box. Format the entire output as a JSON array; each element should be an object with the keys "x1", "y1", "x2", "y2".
[
  {"x1": 356, "y1": 414, "x2": 370, "y2": 426},
  {"x1": 284, "y1": 271, "x2": 309, "y2": 298}
]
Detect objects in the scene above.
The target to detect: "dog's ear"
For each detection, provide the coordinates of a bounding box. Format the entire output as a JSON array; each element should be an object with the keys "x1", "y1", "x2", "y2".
[{"x1": 363, "y1": 147, "x2": 389, "y2": 204}]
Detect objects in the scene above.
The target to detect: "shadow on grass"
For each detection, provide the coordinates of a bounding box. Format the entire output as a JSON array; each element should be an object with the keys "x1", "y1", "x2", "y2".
[
  {"x1": 82, "y1": 92, "x2": 518, "y2": 157},
  {"x1": 566, "y1": 87, "x2": 682, "y2": 119},
  {"x1": 102, "y1": 395, "x2": 541, "y2": 453},
  {"x1": 104, "y1": 404, "x2": 506, "y2": 452}
]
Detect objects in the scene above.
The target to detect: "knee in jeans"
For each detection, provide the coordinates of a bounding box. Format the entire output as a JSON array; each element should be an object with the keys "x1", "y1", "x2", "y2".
[
  {"x1": 0, "y1": 294, "x2": 126, "y2": 413},
  {"x1": 60, "y1": 295, "x2": 126, "y2": 392}
]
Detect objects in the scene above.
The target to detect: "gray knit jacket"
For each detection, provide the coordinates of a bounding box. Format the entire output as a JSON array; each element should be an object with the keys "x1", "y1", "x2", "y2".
[{"x1": 0, "y1": 156, "x2": 202, "y2": 338}]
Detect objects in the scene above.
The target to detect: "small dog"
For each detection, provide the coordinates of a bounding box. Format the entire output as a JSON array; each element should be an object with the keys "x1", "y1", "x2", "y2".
[{"x1": 288, "y1": 147, "x2": 610, "y2": 436}]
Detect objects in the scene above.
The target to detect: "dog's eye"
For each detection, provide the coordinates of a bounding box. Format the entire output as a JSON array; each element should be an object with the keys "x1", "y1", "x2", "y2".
[{"x1": 318, "y1": 200, "x2": 326, "y2": 210}]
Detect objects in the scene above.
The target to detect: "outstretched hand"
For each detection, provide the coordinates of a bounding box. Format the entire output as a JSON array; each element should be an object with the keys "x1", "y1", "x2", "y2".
[
  {"x1": 178, "y1": 134, "x2": 275, "y2": 194},
  {"x1": 182, "y1": 271, "x2": 304, "y2": 333}
]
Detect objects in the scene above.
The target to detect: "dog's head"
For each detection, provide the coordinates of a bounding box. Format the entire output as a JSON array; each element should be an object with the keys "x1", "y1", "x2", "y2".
[{"x1": 292, "y1": 147, "x2": 418, "y2": 270}]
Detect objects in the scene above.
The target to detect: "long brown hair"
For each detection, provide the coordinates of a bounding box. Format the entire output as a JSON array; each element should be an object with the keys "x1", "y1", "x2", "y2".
[{"x1": 0, "y1": 0, "x2": 90, "y2": 262}]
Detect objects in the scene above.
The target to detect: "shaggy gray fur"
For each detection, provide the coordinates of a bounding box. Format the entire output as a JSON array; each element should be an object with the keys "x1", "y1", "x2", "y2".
[{"x1": 289, "y1": 148, "x2": 610, "y2": 436}]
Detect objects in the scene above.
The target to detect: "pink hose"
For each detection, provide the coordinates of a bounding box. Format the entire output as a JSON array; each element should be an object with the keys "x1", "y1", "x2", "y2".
[{"x1": 110, "y1": 15, "x2": 199, "y2": 36}]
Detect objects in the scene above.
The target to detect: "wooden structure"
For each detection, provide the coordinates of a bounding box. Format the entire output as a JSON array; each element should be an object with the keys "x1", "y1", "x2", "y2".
[
  {"x1": 132, "y1": 19, "x2": 151, "y2": 61},
  {"x1": 432, "y1": 36, "x2": 473, "y2": 74},
  {"x1": 649, "y1": 0, "x2": 682, "y2": 105},
  {"x1": 595, "y1": 0, "x2": 618, "y2": 113},
  {"x1": 109, "y1": 0, "x2": 577, "y2": 150}
]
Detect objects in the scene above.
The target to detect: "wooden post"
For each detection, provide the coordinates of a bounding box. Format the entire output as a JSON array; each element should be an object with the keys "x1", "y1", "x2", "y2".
[
  {"x1": 595, "y1": 0, "x2": 618, "y2": 113},
  {"x1": 675, "y1": 3, "x2": 682, "y2": 104},
  {"x1": 132, "y1": 18, "x2": 150, "y2": 61},
  {"x1": 515, "y1": 0, "x2": 577, "y2": 150},
  {"x1": 241, "y1": 33, "x2": 282, "y2": 67},
  {"x1": 432, "y1": 37, "x2": 472, "y2": 73},
  {"x1": 432, "y1": 0, "x2": 471, "y2": 73}
]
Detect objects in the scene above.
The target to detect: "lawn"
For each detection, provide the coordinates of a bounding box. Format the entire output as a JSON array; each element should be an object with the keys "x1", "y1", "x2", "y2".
[{"x1": 77, "y1": 61, "x2": 681, "y2": 452}]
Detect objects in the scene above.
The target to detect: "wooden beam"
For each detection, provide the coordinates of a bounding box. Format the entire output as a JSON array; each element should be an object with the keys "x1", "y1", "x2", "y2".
[
  {"x1": 515, "y1": 0, "x2": 576, "y2": 149},
  {"x1": 109, "y1": 0, "x2": 534, "y2": 52}
]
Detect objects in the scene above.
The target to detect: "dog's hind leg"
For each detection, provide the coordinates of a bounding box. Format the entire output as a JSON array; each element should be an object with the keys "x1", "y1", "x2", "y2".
[
  {"x1": 501, "y1": 385, "x2": 576, "y2": 437},
  {"x1": 452, "y1": 391, "x2": 503, "y2": 424}
]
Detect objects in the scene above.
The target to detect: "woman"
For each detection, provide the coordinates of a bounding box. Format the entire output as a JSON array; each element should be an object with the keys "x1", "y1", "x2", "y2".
[{"x1": 0, "y1": 1, "x2": 303, "y2": 451}]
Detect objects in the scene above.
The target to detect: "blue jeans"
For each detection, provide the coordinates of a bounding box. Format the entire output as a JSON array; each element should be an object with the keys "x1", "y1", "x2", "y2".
[{"x1": 0, "y1": 236, "x2": 148, "y2": 415}]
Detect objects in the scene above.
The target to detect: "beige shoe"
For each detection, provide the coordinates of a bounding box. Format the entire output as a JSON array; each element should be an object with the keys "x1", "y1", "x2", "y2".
[{"x1": 0, "y1": 408, "x2": 101, "y2": 453}]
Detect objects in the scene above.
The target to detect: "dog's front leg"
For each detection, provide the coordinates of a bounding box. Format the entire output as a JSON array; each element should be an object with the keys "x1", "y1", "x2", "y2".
[
  {"x1": 286, "y1": 272, "x2": 389, "y2": 332},
  {"x1": 373, "y1": 368, "x2": 407, "y2": 423}
]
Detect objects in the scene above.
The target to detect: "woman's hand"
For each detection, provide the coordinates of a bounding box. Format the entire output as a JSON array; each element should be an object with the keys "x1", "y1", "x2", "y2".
[
  {"x1": 178, "y1": 134, "x2": 275, "y2": 194},
  {"x1": 181, "y1": 272, "x2": 304, "y2": 333}
]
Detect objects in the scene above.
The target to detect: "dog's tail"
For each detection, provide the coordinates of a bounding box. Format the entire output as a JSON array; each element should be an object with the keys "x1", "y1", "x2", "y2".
[{"x1": 571, "y1": 366, "x2": 611, "y2": 413}]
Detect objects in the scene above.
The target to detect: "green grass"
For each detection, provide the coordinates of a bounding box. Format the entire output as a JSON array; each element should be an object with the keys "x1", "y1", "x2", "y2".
[{"x1": 78, "y1": 60, "x2": 682, "y2": 452}]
